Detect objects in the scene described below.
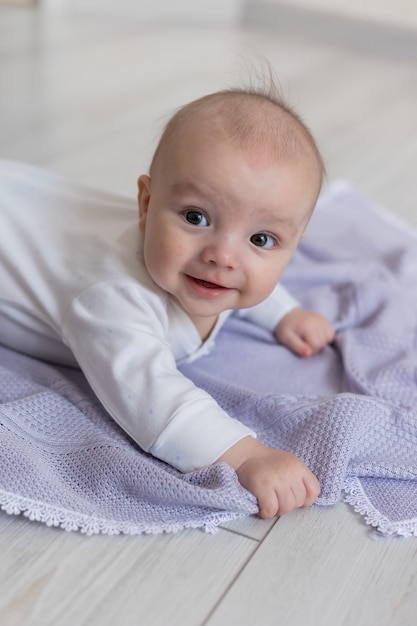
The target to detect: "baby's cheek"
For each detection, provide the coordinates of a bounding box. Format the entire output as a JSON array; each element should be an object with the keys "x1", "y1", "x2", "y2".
[{"x1": 246, "y1": 284, "x2": 274, "y2": 308}]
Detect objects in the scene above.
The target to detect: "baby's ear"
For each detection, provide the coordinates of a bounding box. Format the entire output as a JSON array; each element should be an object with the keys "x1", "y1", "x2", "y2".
[{"x1": 138, "y1": 175, "x2": 151, "y2": 234}]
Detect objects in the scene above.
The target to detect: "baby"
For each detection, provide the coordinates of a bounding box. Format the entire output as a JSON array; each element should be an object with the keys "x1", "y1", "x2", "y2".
[{"x1": 0, "y1": 86, "x2": 335, "y2": 519}]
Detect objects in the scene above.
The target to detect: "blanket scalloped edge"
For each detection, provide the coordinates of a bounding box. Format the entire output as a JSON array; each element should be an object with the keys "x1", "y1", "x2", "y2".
[
  {"x1": 0, "y1": 488, "x2": 246, "y2": 536},
  {"x1": 343, "y1": 478, "x2": 417, "y2": 538}
]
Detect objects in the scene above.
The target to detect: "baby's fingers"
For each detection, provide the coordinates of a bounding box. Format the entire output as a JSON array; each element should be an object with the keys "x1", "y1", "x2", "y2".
[
  {"x1": 302, "y1": 473, "x2": 321, "y2": 507},
  {"x1": 256, "y1": 489, "x2": 280, "y2": 519},
  {"x1": 275, "y1": 483, "x2": 306, "y2": 515},
  {"x1": 312, "y1": 323, "x2": 336, "y2": 351},
  {"x1": 257, "y1": 478, "x2": 318, "y2": 518},
  {"x1": 282, "y1": 332, "x2": 313, "y2": 358}
]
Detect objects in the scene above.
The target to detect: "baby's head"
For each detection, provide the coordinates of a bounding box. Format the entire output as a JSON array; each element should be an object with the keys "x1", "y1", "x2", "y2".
[
  {"x1": 149, "y1": 88, "x2": 325, "y2": 192},
  {"x1": 138, "y1": 86, "x2": 325, "y2": 338}
]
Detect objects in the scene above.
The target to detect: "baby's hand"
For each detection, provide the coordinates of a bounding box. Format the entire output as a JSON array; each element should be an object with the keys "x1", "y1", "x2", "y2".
[
  {"x1": 275, "y1": 307, "x2": 335, "y2": 358},
  {"x1": 217, "y1": 437, "x2": 320, "y2": 518}
]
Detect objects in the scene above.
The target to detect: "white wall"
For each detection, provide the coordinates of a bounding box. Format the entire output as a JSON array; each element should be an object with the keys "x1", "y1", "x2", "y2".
[
  {"x1": 40, "y1": 0, "x2": 417, "y2": 31},
  {"x1": 41, "y1": 0, "x2": 243, "y2": 24},
  {"x1": 255, "y1": 0, "x2": 417, "y2": 30}
]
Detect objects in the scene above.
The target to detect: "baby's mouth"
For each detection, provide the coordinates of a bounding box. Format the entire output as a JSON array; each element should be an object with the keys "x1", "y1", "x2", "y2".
[
  {"x1": 193, "y1": 277, "x2": 223, "y2": 289},
  {"x1": 185, "y1": 274, "x2": 231, "y2": 297}
]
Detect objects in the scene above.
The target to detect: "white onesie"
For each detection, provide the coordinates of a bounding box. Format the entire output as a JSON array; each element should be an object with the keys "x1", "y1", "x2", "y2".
[{"x1": 0, "y1": 160, "x2": 299, "y2": 472}]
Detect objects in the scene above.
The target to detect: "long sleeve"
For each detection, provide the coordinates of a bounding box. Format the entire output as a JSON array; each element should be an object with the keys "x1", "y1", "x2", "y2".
[{"x1": 63, "y1": 279, "x2": 255, "y2": 473}]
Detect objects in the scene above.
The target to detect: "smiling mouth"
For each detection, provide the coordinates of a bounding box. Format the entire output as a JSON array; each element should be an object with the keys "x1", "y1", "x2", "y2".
[
  {"x1": 194, "y1": 277, "x2": 223, "y2": 289},
  {"x1": 185, "y1": 274, "x2": 231, "y2": 297}
]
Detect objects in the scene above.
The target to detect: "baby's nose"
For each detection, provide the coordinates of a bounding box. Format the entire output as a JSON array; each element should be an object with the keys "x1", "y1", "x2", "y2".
[{"x1": 201, "y1": 237, "x2": 240, "y2": 269}]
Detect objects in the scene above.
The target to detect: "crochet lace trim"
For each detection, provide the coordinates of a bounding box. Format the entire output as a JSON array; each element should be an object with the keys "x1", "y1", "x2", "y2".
[
  {"x1": 0, "y1": 488, "x2": 242, "y2": 536},
  {"x1": 343, "y1": 477, "x2": 417, "y2": 538}
]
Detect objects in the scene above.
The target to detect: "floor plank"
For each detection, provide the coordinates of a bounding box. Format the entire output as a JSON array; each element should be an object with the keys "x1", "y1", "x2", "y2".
[
  {"x1": 219, "y1": 514, "x2": 278, "y2": 541},
  {"x1": 206, "y1": 502, "x2": 417, "y2": 626},
  {"x1": 0, "y1": 512, "x2": 258, "y2": 626}
]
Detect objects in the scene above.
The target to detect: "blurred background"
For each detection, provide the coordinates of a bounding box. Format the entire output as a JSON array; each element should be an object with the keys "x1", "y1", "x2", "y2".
[{"x1": 1, "y1": 0, "x2": 417, "y2": 225}]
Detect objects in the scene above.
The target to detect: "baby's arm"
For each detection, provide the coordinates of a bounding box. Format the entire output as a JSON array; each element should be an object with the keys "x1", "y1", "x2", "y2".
[
  {"x1": 64, "y1": 279, "x2": 257, "y2": 473},
  {"x1": 275, "y1": 308, "x2": 335, "y2": 358},
  {"x1": 217, "y1": 436, "x2": 320, "y2": 518},
  {"x1": 66, "y1": 280, "x2": 323, "y2": 512}
]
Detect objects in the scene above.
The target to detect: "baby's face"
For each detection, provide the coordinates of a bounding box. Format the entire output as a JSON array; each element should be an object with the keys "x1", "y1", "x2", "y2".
[{"x1": 138, "y1": 131, "x2": 320, "y2": 339}]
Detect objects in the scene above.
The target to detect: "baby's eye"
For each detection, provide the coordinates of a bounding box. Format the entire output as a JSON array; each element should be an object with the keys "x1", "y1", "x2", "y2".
[
  {"x1": 184, "y1": 209, "x2": 209, "y2": 227},
  {"x1": 250, "y1": 233, "x2": 277, "y2": 249}
]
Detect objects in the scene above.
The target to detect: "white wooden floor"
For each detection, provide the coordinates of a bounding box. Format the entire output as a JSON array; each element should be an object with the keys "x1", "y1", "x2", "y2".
[{"x1": 1, "y1": 6, "x2": 417, "y2": 625}]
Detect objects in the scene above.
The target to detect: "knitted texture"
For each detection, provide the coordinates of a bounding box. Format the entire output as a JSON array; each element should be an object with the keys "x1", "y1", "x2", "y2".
[{"x1": 0, "y1": 181, "x2": 416, "y2": 536}]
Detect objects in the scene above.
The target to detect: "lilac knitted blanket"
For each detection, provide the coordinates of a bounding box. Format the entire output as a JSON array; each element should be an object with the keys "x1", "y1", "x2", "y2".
[{"x1": 1, "y1": 181, "x2": 416, "y2": 537}]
